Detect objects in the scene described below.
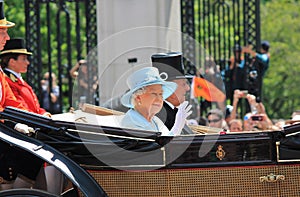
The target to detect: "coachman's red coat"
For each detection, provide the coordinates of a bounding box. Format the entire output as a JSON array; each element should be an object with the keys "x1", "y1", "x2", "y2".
[
  {"x1": 3, "y1": 70, "x2": 46, "y2": 115},
  {"x1": 0, "y1": 71, "x2": 26, "y2": 111}
]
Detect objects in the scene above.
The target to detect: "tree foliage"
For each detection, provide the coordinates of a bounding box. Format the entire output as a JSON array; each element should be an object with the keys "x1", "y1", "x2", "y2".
[{"x1": 261, "y1": 0, "x2": 300, "y2": 118}]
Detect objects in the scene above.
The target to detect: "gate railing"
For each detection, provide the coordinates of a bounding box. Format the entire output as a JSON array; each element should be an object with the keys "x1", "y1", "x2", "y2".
[
  {"x1": 181, "y1": 0, "x2": 261, "y2": 113},
  {"x1": 25, "y1": 0, "x2": 97, "y2": 113}
]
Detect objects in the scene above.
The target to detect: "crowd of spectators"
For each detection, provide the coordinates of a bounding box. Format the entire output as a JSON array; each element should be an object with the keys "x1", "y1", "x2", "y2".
[
  {"x1": 185, "y1": 41, "x2": 299, "y2": 133},
  {"x1": 188, "y1": 88, "x2": 299, "y2": 133}
]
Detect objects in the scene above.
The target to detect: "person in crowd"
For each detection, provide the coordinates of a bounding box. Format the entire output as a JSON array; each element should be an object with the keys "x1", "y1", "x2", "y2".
[
  {"x1": 243, "y1": 41, "x2": 270, "y2": 77},
  {"x1": 70, "y1": 59, "x2": 98, "y2": 106},
  {"x1": 230, "y1": 89, "x2": 275, "y2": 131},
  {"x1": 151, "y1": 52, "x2": 195, "y2": 134},
  {"x1": 246, "y1": 92, "x2": 275, "y2": 130},
  {"x1": 41, "y1": 71, "x2": 60, "y2": 114},
  {"x1": 243, "y1": 112, "x2": 254, "y2": 131},
  {"x1": 243, "y1": 41, "x2": 270, "y2": 101},
  {"x1": 225, "y1": 104, "x2": 233, "y2": 125},
  {"x1": 228, "y1": 119, "x2": 243, "y2": 132},
  {"x1": 206, "y1": 108, "x2": 228, "y2": 130},
  {"x1": 222, "y1": 44, "x2": 247, "y2": 103},
  {"x1": 0, "y1": 38, "x2": 51, "y2": 117},
  {"x1": 120, "y1": 67, "x2": 191, "y2": 136},
  {"x1": 69, "y1": 59, "x2": 86, "y2": 79},
  {"x1": 229, "y1": 89, "x2": 247, "y2": 121},
  {"x1": 0, "y1": 1, "x2": 45, "y2": 191},
  {"x1": 245, "y1": 113, "x2": 274, "y2": 131}
]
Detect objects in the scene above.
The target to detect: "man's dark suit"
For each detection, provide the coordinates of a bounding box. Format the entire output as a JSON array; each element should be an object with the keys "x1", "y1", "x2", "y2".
[{"x1": 156, "y1": 102, "x2": 194, "y2": 134}]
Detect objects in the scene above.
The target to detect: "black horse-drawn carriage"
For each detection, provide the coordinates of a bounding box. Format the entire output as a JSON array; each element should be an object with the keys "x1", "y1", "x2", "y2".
[{"x1": 0, "y1": 106, "x2": 300, "y2": 197}]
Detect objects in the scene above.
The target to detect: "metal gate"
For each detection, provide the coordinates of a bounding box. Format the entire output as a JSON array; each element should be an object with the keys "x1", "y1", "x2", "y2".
[
  {"x1": 24, "y1": 0, "x2": 97, "y2": 113},
  {"x1": 181, "y1": 0, "x2": 261, "y2": 108},
  {"x1": 23, "y1": 0, "x2": 260, "y2": 114}
]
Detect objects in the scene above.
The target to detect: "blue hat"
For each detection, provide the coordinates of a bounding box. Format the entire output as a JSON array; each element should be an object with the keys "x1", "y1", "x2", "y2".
[{"x1": 121, "y1": 67, "x2": 177, "y2": 108}]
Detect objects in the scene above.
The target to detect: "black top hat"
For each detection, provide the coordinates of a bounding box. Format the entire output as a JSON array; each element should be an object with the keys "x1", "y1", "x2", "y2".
[
  {"x1": 151, "y1": 52, "x2": 192, "y2": 81},
  {"x1": 0, "y1": 0, "x2": 15, "y2": 28},
  {"x1": 0, "y1": 38, "x2": 32, "y2": 56}
]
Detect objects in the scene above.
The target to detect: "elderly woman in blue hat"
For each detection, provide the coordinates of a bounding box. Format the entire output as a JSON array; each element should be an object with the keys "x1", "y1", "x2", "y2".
[{"x1": 120, "y1": 67, "x2": 191, "y2": 136}]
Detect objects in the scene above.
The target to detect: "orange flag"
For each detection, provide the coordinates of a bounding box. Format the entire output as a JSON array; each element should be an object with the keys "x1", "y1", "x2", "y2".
[{"x1": 192, "y1": 76, "x2": 226, "y2": 102}]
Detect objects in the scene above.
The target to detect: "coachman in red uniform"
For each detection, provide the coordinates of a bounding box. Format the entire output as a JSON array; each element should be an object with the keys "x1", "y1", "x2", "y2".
[{"x1": 0, "y1": 38, "x2": 50, "y2": 116}]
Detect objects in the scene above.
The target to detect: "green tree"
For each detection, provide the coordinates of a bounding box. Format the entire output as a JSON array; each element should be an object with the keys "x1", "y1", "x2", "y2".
[
  {"x1": 5, "y1": 1, "x2": 26, "y2": 38},
  {"x1": 261, "y1": 0, "x2": 300, "y2": 119}
]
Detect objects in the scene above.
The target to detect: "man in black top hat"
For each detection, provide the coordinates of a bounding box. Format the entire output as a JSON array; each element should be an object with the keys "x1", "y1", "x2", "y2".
[{"x1": 151, "y1": 52, "x2": 194, "y2": 134}]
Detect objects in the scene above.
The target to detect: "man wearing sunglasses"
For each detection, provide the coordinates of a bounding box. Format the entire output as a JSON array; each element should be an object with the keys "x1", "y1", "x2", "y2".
[{"x1": 207, "y1": 108, "x2": 227, "y2": 129}]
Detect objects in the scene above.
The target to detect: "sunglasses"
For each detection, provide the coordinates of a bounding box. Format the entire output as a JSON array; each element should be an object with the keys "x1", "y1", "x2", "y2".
[{"x1": 208, "y1": 119, "x2": 221, "y2": 123}]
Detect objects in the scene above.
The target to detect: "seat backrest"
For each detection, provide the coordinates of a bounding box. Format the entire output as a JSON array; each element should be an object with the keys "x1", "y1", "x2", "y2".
[{"x1": 52, "y1": 110, "x2": 125, "y2": 128}]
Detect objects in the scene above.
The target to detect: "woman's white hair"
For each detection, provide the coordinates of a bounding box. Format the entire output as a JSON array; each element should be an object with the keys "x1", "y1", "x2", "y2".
[{"x1": 131, "y1": 87, "x2": 146, "y2": 107}]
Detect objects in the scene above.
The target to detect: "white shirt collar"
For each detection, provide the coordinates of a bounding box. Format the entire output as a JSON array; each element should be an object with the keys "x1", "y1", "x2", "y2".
[
  {"x1": 165, "y1": 100, "x2": 175, "y2": 109},
  {"x1": 4, "y1": 68, "x2": 22, "y2": 79}
]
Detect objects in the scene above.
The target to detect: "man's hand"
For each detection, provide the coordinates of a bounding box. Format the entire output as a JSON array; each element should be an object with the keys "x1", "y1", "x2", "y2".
[
  {"x1": 169, "y1": 101, "x2": 192, "y2": 135},
  {"x1": 246, "y1": 94, "x2": 256, "y2": 106},
  {"x1": 177, "y1": 101, "x2": 193, "y2": 120},
  {"x1": 14, "y1": 123, "x2": 35, "y2": 134},
  {"x1": 243, "y1": 45, "x2": 256, "y2": 57}
]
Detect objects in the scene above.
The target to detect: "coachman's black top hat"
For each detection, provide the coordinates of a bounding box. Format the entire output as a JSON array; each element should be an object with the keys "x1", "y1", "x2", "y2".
[
  {"x1": 0, "y1": 0, "x2": 15, "y2": 28},
  {"x1": 151, "y1": 52, "x2": 192, "y2": 81},
  {"x1": 0, "y1": 38, "x2": 32, "y2": 57}
]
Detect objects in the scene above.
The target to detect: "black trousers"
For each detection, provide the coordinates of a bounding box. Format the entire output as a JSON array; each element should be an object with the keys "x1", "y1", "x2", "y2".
[{"x1": 0, "y1": 141, "x2": 43, "y2": 181}]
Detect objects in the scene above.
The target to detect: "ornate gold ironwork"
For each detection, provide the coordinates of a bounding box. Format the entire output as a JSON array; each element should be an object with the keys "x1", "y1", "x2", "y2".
[
  {"x1": 259, "y1": 173, "x2": 285, "y2": 183},
  {"x1": 216, "y1": 145, "x2": 226, "y2": 160}
]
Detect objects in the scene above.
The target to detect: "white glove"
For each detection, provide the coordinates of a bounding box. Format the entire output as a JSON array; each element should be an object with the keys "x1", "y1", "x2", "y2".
[
  {"x1": 169, "y1": 101, "x2": 192, "y2": 136},
  {"x1": 14, "y1": 123, "x2": 35, "y2": 134}
]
